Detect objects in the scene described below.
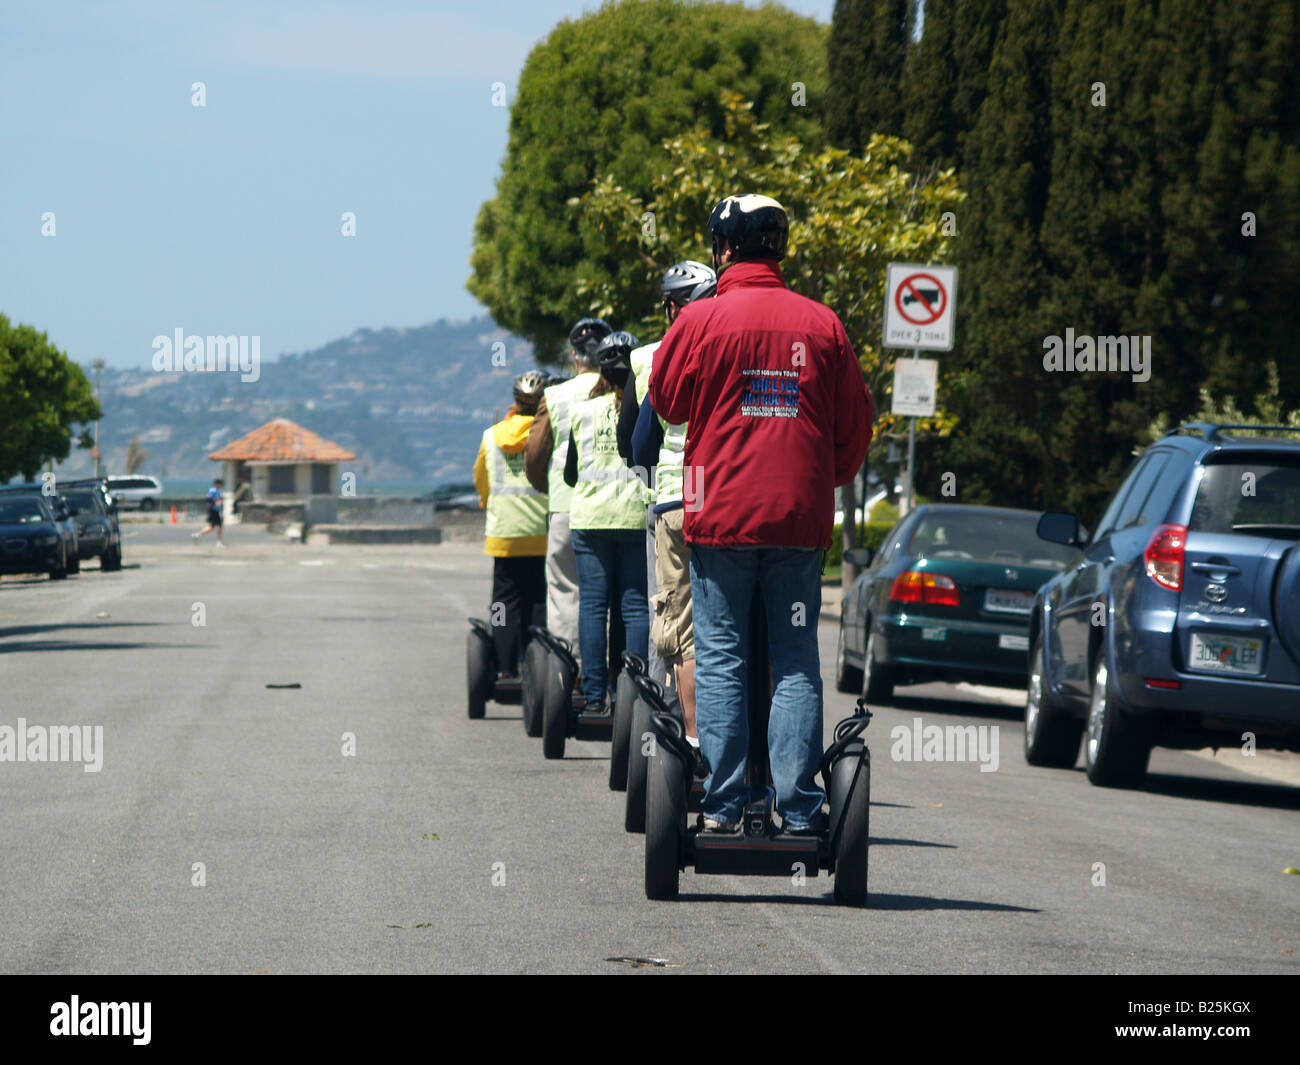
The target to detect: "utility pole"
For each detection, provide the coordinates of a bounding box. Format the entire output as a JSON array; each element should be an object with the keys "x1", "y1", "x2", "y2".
[{"x1": 92, "y1": 358, "x2": 105, "y2": 479}]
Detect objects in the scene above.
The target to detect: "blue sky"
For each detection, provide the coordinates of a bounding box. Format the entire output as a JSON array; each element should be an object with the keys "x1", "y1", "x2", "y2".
[{"x1": 1, "y1": 0, "x2": 835, "y2": 370}]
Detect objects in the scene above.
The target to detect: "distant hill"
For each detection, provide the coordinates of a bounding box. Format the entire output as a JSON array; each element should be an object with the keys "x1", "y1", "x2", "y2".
[{"x1": 55, "y1": 318, "x2": 543, "y2": 487}]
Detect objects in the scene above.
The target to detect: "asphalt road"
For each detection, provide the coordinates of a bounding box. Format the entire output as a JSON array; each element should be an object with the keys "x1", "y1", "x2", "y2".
[{"x1": 1, "y1": 524, "x2": 1296, "y2": 974}]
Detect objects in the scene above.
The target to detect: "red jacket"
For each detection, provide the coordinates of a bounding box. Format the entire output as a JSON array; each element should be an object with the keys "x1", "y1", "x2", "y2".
[{"x1": 648, "y1": 260, "x2": 874, "y2": 549}]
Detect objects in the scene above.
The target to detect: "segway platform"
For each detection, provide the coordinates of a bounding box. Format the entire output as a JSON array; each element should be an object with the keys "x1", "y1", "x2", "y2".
[{"x1": 642, "y1": 592, "x2": 872, "y2": 905}]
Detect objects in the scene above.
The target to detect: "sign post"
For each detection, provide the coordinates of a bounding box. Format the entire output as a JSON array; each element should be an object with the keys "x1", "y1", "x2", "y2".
[{"x1": 883, "y1": 263, "x2": 957, "y2": 515}]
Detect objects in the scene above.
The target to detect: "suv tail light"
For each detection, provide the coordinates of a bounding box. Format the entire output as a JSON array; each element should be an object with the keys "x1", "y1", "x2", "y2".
[
  {"x1": 1144, "y1": 523, "x2": 1187, "y2": 591},
  {"x1": 889, "y1": 570, "x2": 961, "y2": 607}
]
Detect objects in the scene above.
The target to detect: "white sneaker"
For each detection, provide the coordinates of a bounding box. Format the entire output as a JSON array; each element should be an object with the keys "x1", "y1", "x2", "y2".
[
  {"x1": 216, "y1": 541, "x2": 226, "y2": 548},
  {"x1": 191, "y1": 532, "x2": 200, "y2": 541}
]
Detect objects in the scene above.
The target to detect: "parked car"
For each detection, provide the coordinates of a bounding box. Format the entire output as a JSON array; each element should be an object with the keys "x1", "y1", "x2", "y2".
[
  {"x1": 59, "y1": 479, "x2": 123, "y2": 571},
  {"x1": 0, "y1": 485, "x2": 80, "y2": 574},
  {"x1": 428, "y1": 482, "x2": 480, "y2": 510},
  {"x1": 1026, "y1": 422, "x2": 1300, "y2": 787},
  {"x1": 106, "y1": 475, "x2": 164, "y2": 511},
  {"x1": 0, "y1": 494, "x2": 71, "y2": 579},
  {"x1": 836, "y1": 504, "x2": 1078, "y2": 702}
]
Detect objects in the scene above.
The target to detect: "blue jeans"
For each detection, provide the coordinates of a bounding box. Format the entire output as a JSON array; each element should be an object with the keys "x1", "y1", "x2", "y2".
[
  {"x1": 690, "y1": 545, "x2": 825, "y2": 828},
  {"x1": 571, "y1": 528, "x2": 649, "y2": 705}
]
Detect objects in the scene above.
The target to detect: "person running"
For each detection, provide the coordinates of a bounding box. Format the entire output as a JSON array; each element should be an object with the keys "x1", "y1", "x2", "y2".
[
  {"x1": 625, "y1": 261, "x2": 718, "y2": 757},
  {"x1": 524, "y1": 318, "x2": 612, "y2": 653},
  {"x1": 473, "y1": 372, "x2": 550, "y2": 680},
  {"x1": 648, "y1": 194, "x2": 873, "y2": 834},
  {"x1": 193, "y1": 477, "x2": 225, "y2": 546},
  {"x1": 562, "y1": 331, "x2": 650, "y2": 711}
]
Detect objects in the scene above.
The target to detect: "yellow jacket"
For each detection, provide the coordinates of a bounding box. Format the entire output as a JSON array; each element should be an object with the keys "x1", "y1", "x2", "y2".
[{"x1": 474, "y1": 413, "x2": 548, "y2": 557}]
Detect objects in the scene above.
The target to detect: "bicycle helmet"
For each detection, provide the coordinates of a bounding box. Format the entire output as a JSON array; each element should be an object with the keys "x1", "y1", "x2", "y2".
[
  {"x1": 512, "y1": 370, "x2": 548, "y2": 415},
  {"x1": 661, "y1": 260, "x2": 717, "y2": 305},
  {"x1": 707, "y1": 194, "x2": 788, "y2": 262},
  {"x1": 594, "y1": 330, "x2": 639, "y2": 390}
]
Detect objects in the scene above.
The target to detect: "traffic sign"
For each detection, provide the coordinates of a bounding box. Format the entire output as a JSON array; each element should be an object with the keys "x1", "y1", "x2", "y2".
[
  {"x1": 883, "y1": 263, "x2": 957, "y2": 351},
  {"x1": 892, "y1": 358, "x2": 937, "y2": 417}
]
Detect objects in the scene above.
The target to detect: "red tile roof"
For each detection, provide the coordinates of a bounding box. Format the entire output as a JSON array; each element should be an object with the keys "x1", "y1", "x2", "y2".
[{"x1": 208, "y1": 418, "x2": 356, "y2": 462}]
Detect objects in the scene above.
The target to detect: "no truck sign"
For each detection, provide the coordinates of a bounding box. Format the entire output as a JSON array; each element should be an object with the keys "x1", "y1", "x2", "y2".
[{"x1": 883, "y1": 263, "x2": 957, "y2": 351}]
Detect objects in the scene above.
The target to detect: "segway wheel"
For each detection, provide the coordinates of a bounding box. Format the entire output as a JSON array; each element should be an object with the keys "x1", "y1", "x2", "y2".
[
  {"x1": 645, "y1": 741, "x2": 686, "y2": 900},
  {"x1": 830, "y1": 746, "x2": 870, "y2": 906},
  {"x1": 467, "y1": 628, "x2": 493, "y2": 720},
  {"x1": 608, "y1": 667, "x2": 637, "y2": 791},
  {"x1": 624, "y1": 694, "x2": 652, "y2": 832},
  {"x1": 541, "y1": 652, "x2": 571, "y2": 760},
  {"x1": 521, "y1": 638, "x2": 547, "y2": 738}
]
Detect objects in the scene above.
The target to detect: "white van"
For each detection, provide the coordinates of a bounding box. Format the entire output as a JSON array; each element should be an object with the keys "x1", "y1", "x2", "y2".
[{"x1": 106, "y1": 475, "x2": 164, "y2": 511}]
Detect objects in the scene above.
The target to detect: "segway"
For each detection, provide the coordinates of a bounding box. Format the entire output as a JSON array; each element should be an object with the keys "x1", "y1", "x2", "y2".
[
  {"x1": 466, "y1": 618, "x2": 523, "y2": 719},
  {"x1": 643, "y1": 592, "x2": 872, "y2": 905},
  {"x1": 609, "y1": 651, "x2": 647, "y2": 791},
  {"x1": 624, "y1": 671, "x2": 703, "y2": 832},
  {"x1": 530, "y1": 629, "x2": 623, "y2": 759},
  {"x1": 521, "y1": 625, "x2": 550, "y2": 738}
]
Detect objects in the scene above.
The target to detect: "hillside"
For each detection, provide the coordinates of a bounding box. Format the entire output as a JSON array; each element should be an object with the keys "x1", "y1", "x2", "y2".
[{"x1": 54, "y1": 318, "x2": 542, "y2": 486}]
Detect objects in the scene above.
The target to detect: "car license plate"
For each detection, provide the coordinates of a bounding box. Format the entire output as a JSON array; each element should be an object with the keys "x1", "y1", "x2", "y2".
[
  {"x1": 921, "y1": 627, "x2": 947, "y2": 641},
  {"x1": 998, "y1": 634, "x2": 1029, "y2": 652},
  {"x1": 984, "y1": 589, "x2": 1033, "y2": 615},
  {"x1": 1188, "y1": 633, "x2": 1263, "y2": 676}
]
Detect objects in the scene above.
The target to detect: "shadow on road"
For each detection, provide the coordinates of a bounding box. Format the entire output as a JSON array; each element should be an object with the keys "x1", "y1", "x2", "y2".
[
  {"x1": 0, "y1": 620, "x2": 184, "y2": 656},
  {"x1": 677, "y1": 890, "x2": 1037, "y2": 912},
  {"x1": 0, "y1": 621, "x2": 163, "y2": 640},
  {"x1": 865, "y1": 893, "x2": 1039, "y2": 912},
  {"x1": 869, "y1": 837, "x2": 956, "y2": 848},
  {"x1": 1142, "y1": 771, "x2": 1300, "y2": 810}
]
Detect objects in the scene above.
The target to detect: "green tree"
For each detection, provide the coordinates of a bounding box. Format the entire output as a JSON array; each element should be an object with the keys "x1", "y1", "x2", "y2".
[
  {"x1": 578, "y1": 94, "x2": 963, "y2": 432},
  {"x1": 467, "y1": 0, "x2": 829, "y2": 363},
  {"x1": 827, "y1": 0, "x2": 914, "y2": 153},
  {"x1": 0, "y1": 314, "x2": 100, "y2": 482},
  {"x1": 935, "y1": 0, "x2": 1064, "y2": 511},
  {"x1": 1146, "y1": 361, "x2": 1300, "y2": 442}
]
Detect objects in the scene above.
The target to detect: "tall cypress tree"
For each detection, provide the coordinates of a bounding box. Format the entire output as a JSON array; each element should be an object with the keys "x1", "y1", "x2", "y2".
[
  {"x1": 827, "y1": 0, "x2": 915, "y2": 152},
  {"x1": 936, "y1": 0, "x2": 1066, "y2": 510}
]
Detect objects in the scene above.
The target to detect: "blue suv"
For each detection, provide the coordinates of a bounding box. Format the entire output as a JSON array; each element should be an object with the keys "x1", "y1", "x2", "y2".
[{"x1": 1025, "y1": 423, "x2": 1300, "y2": 787}]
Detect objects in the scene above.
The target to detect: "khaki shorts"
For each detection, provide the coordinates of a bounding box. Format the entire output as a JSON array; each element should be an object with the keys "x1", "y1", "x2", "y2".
[{"x1": 651, "y1": 508, "x2": 693, "y2": 664}]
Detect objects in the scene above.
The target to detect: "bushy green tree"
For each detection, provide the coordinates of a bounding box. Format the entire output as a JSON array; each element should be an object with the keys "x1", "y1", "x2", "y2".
[
  {"x1": 578, "y1": 94, "x2": 963, "y2": 438},
  {"x1": 0, "y1": 314, "x2": 100, "y2": 482},
  {"x1": 467, "y1": 0, "x2": 829, "y2": 363}
]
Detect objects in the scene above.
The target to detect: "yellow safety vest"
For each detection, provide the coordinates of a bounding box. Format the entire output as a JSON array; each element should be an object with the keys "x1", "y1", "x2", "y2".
[
  {"x1": 631, "y1": 340, "x2": 688, "y2": 505},
  {"x1": 482, "y1": 426, "x2": 547, "y2": 539},
  {"x1": 569, "y1": 392, "x2": 649, "y2": 530},
  {"x1": 544, "y1": 372, "x2": 600, "y2": 514}
]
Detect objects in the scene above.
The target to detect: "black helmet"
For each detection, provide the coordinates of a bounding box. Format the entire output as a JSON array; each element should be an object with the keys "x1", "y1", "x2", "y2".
[
  {"x1": 594, "y1": 330, "x2": 638, "y2": 392},
  {"x1": 661, "y1": 260, "x2": 717, "y2": 305},
  {"x1": 512, "y1": 370, "x2": 548, "y2": 414},
  {"x1": 707, "y1": 194, "x2": 789, "y2": 262},
  {"x1": 595, "y1": 330, "x2": 639, "y2": 373},
  {"x1": 568, "y1": 317, "x2": 613, "y2": 356}
]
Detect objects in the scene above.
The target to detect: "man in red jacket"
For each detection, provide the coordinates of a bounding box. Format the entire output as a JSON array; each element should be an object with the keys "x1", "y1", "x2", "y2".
[{"x1": 648, "y1": 193, "x2": 873, "y2": 833}]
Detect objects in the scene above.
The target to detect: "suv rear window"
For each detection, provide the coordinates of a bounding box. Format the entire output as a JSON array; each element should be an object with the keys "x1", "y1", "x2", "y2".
[
  {"x1": 905, "y1": 510, "x2": 1078, "y2": 569},
  {"x1": 1190, "y1": 455, "x2": 1300, "y2": 537}
]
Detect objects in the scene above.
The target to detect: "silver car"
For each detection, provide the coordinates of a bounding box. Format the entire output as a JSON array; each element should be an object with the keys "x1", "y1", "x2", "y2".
[{"x1": 106, "y1": 475, "x2": 164, "y2": 511}]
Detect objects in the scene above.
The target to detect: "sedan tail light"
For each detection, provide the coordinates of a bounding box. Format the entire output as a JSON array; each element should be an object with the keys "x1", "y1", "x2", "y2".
[
  {"x1": 1143, "y1": 523, "x2": 1188, "y2": 591},
  {"x1": 889, "y1": 570, "x2": 961, "y2": 607}
]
